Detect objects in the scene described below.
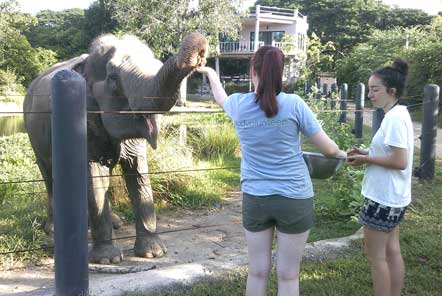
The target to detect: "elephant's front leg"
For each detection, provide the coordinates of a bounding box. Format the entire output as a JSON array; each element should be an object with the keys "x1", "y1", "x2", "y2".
[
  {"x1": 120, "y1": 139, "x2": 167, "y2": 258},
  {"x1": 88, "y1": 162, "x2": 123, "y2": 263}
]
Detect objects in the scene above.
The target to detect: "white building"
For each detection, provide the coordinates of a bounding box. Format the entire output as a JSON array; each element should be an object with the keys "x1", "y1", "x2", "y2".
[{"x1": 215, "y1": 5, "x2": 309, "y2": 83}]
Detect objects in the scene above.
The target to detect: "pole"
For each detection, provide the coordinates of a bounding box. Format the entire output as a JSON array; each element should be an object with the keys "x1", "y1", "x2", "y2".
[
  {"x1": 331, "y1": 83, "x2": 337, "y2": 110},
  {"x1": 354, "y1": 83, "x2": 365, "y2": 140},
  {"x1": 417, "y1": 84, "x2": 440, "y2": 180},
  {"x1": 371, "y1": 108, "x2": 385, "y2": 138},
  {"x1": 52, "y1": 70, "x2": 88, "y2": 295},
  {"x1": 254, "y1": 5, "x2": 261, "y2": 52},
  {"x1": 339, "y1": 83, "x2": 348, "y2": 124},
  {"x1": 315, "y1": 81, "x2": 321, "y2": 101}
]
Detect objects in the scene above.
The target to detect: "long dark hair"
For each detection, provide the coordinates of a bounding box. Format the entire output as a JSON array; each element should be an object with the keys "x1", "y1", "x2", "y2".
[
  {"x1": 372, "y1": 58, "x2": 409, "y2": 99},
  {"x1": 250, "y1": 46, "x2": 284, "y2": 118}
]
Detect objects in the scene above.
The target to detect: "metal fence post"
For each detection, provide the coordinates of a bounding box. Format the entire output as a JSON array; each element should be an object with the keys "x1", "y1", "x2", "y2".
[
  {"x1": 315, "y1": 81, "x2": 321, "y2": 100},
  {"x1": 371, "y1": 108, "x2": 385, "y2": 138},
  {"x1": 331, "y1": 83, "x2": 337, "y2": 110},
  {"x1": 52, "y1": 70, "x2": 88, "y2": 295},
  {"x1": 322, "y1": 83, "x2": 328, "y2": 96},
  {"x1": 354, "y1": 83, "x2": 365, "y2": 139},
  {"x1": 417, "y1": 84, "x2": 440, "y2": 180},
  {"x1": 339, "y1": 83, "x2": 348, "y2": 124},
  {"x1": 304, "y1": 82, "x2": 309, "y2": 95}
]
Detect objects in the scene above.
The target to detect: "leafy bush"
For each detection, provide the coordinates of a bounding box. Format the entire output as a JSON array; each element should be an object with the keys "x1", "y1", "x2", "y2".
[
  {"x1": 336, "y1": 20, "x2": 442, "y2": 98},
  {"x1": 304, "y1": 91, "x2": 365, "y2": 219},
  {"x1": 223, "y1": 81, "x2": 250, "y2": 95},
  {"x1": 0, "y1": 69, "x2": 25, "y2": 103}
]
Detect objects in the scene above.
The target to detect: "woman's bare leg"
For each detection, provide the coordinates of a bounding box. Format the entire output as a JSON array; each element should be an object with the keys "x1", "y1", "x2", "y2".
[
  {"x1": 275, "y1": 230, "x2": 310, "y2": 296},
  {"x1": 364, "y1": 226, "x2": 391, "y2": 296},
  {"x1": 244, "y1": 227, "x2": 274, "y2": 296},
  {"x1": 386, "y1": 226, "x2": 404, "y2": 296}
]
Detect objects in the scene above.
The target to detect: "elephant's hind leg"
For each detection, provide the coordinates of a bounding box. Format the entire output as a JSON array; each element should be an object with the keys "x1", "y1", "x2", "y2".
[
  {"x1": 35, "y1": 158, "x2": 54, "y2": 236},
  {"x1": 120, "y1": 139, "x2": 167, "y2": 258},
  {"x1": 88, "y1": 162, "x2": 122, "y2": 264}
]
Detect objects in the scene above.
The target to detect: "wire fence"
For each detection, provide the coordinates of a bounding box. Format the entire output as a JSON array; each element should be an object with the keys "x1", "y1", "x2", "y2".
[{"x1": 1, "y1": 87, "x2": 440, "y2": 261}]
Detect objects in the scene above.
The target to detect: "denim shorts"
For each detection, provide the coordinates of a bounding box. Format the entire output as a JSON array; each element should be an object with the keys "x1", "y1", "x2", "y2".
[
  {"x1": 358, "y1": 197, "x2": 407, "y2": 233},
  {"x1": 242, "y1": 192, "x2": 315, "y2": 234}
]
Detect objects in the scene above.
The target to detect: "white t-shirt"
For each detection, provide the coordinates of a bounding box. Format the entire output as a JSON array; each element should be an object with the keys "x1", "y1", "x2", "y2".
[{"x1": 362, "y1": 105, "x2": 414, "y2": 207}]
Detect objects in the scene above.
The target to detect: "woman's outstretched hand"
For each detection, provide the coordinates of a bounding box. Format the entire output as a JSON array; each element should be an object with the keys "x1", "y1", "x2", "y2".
[
  {"x1": 196, "y1": 66, "x2": 215, "y2": 75},
  {"x1": 194, "y1": 66, "x2": 227, "y2": 108},
  {"x1": 347, "y1": 154, "x2": 367, "y2": 166},
  {"x1": 347, "y1": 146, "x2": 369, "y2": 166}
]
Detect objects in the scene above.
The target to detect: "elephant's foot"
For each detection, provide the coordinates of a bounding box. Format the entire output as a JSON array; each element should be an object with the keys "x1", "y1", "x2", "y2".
[
  {"x1": 110, "y1": 212, "x2": 123, "y2": 229},
  {"x1": 134, "y1": 233, "x2": 167, "y2": 258},
  {"x1": 89, "y1": 244, "x2": 123, "y2": 264}
]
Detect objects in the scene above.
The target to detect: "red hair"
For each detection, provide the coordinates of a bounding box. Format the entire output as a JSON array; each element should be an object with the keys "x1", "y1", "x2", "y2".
[{"x1": 250, "y1": 46, "x2": 284, "y2": 117}]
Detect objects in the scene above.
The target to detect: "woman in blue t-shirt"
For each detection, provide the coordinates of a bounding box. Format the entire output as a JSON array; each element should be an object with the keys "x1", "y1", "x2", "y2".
[{"x1": 197, "y1": 46, "x2": 346, "y2": 296}]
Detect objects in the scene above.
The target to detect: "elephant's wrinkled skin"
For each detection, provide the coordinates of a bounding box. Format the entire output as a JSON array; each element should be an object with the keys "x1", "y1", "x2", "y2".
[{"x1": 23, "y1": 33, "x2": 208, "y2": 264}]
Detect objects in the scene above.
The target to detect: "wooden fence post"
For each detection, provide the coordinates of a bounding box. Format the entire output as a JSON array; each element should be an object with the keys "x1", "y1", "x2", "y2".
[
  {"x1": 354, "y1": 83, "x2": 365, "y2": 140},
  {"x1": 339, "y1": 83, "x2": 348, "y2": 124},
  {"x1": 416, "y1": 84, "x2": 440, "y2": 180},
  {"x1": 371, "y1": 109, "x2": 385, "y2": 138}
]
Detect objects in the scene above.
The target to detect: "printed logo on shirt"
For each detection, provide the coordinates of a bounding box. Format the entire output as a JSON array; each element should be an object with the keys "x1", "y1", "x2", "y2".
[{"x1": 235, "y1": 119, "x2": 289, "y2": 128}]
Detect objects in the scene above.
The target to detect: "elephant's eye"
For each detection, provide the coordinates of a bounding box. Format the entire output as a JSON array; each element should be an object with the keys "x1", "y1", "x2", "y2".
[
  {"x1": 108, "y1": 73, "x2": 118, "y2": 81},
  {"x1": 107, "y1": 73, "x2": 121, "y2": 94}
]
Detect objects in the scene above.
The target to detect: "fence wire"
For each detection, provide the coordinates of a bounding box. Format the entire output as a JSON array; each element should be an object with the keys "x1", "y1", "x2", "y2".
[
  {"x1": 1, "y1": 94, "x2": 440, "y2": 260},
  {"x1": 0, "y1": 100, "x2": 438, "y2": 186}
]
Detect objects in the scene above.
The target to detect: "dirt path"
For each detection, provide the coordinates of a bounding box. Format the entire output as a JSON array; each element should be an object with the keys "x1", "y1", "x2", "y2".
[{"x1": 0, "y1": 192, "x2": 363, "y2": 296}]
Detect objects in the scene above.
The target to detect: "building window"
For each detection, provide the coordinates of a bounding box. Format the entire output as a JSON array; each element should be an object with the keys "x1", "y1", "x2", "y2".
[{"x1": 250, "y1": 31, "x2": 285, "y2": 45}]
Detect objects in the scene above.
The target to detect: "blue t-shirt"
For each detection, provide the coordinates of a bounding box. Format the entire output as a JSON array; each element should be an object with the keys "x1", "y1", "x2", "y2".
[{"x1": 224, "y1": 92, "x2": 321, "y2": 199}]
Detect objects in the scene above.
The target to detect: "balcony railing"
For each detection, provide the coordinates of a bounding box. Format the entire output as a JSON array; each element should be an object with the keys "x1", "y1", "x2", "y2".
[
  {"x1": 249, "y1": 5, "x2": 305, "y2": 19},
  {"x1": 273, "y1": 42, "x2": 300, "y2": 54},
  {"x1": 218, "y1": 41, "x2": 264, "y2": 53},
  {"x1": 218, "y1": 41, "x2": 302, "y2": 55}
]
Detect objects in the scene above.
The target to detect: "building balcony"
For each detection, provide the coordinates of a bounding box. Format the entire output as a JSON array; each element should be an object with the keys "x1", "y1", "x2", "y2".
[{"x1": 218, "y1": 41, "x2": 303, "y2": 57}]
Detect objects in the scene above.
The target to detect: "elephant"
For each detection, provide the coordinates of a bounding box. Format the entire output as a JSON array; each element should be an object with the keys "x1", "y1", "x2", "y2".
[{"x1": 23, "y1": 32, "x2": 208, "y2": 263}]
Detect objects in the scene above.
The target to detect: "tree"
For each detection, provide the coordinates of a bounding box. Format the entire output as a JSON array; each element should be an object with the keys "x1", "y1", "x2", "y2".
[
  {"x1": 254, "y1": 0, "x2": 434, "y2": 71},
  {"x1": 256, "y1": 0, "x2": 383, "y2": 51},
  {"x1": 0, "y1": 0, "x2": 57, "y2": 87},
  {"x1": 336, "y1": 20, "x2": 442, "y2": 98},
  {"x1": 105, "y1": 0, "x2": 244, "y2": 59},
  {"x1": 26, "y1": 9, "x2": 89, "y2": 60},
  {"x1": 375, "y1": 7, "x2": 433, "y2": 30},
  {"x1": 83, "y1": 0, "x2": 119, "y2": 46}
]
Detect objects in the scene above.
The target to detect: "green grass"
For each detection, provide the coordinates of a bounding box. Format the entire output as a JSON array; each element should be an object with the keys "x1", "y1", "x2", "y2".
[
  {"x1": 0, "y1": 133, "x2": 48, "y2": 266},
  {"x1": 125, "y1": 159, "x2": 442, "y2": 296}
]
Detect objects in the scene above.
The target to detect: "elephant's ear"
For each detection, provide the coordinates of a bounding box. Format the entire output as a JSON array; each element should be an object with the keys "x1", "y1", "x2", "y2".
[{"x1": 72, "y1": 54, "x2": 89, "y2": 76}]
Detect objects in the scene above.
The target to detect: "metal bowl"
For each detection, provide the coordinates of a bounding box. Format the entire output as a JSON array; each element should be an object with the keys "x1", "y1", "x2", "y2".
[{"x1": 302, "y1": 151, "x2": 346, "y2": 179}]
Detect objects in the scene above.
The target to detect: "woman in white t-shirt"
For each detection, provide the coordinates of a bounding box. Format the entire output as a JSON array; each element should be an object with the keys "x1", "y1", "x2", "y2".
[{"x1": 348, "y1": 59, "x2": 413, "y2": 296}]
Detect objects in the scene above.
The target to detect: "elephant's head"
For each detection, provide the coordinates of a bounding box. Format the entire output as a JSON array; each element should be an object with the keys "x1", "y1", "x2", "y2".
[{"x1": 82, "y1": 33, "x2": 208, "y2": 149}]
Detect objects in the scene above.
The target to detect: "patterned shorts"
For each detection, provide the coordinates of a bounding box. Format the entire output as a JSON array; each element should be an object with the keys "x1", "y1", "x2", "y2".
[{"x1": 358, "y1": 198, "x2": 407, "y2": 233}]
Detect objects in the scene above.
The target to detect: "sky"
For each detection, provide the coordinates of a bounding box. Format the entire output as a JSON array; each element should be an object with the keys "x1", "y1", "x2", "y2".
[{"x1": 13, "y1": 0, "x2": 442, "y2": 15}]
